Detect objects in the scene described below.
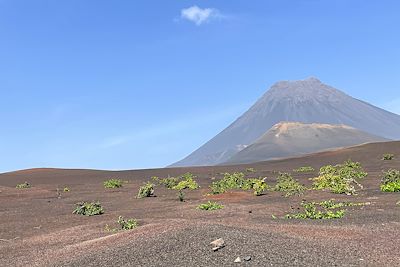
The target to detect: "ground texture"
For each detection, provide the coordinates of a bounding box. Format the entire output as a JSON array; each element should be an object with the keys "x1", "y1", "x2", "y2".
[{"x1": 0, "y1": 141, "x2": 399, "y2": 267}]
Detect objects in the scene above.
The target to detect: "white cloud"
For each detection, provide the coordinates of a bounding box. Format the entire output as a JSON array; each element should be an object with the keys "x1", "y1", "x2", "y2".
[{"x1": 180, "y1": 5, "x2": 222, "y2": 25}]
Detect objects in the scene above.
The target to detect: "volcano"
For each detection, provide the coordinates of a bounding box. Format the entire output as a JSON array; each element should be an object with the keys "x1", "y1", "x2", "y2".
[{"x1": 171, "y1": 77, "x2": 400, "y2": 167}]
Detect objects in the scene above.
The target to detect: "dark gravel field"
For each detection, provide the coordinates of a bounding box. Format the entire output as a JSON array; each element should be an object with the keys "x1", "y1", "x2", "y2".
[{"x1": 0, "y1": 141, "x2": 399, "y2": 267}]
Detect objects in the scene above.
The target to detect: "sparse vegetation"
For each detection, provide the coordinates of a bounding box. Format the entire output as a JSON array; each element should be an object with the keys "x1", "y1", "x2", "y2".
[
  {"x1": 312, "y1": 160, "x2": 367, "y2": 195},
  {"x1": 177, "y1": 190, "x2": 185, "y2": 202},
  {"x1": 172, "y1": 173, "x2": 199, "y2": 201},
  {"x1": 380, "y1": 169, "x2": 400, "y2": 192},
  {"x1": 152, "y1": 176, "x2": 179, "y2": 189},
  {"x1": 293, "y1": 166, "x2": 315, "y2": 173},
  {"x1": 137, "y1": 182, "x2": 155, "y2": 198},
  {"x1": 16, "y1": 182, "x2": 31, "y2": 189},
  {"x1": 105, "y1": 216, "x2": 139, "y2": 232},
  {"x1": 210, "y1": 172, "x2": 246, "y2": 194},
  {"x1": 117, "y1": 216, "x2": 139, "y2": 230},
  {"x1": 285, "y1": 200, "x2": 346, "y2": 219},
  {"x1": 382, "y1": 153, "x2": 395, "y2": 161},
  {"x1": 274, "y1": 172, "x2": 306, "y2": 197},
  {"x1": 285, "y1": 199, "x2": 370, "y2": 219},
  {"x1": 241, "y1": 178, "x2": 268, "y2": 196},
  {"x1": 63, "y1": 187, "x2": 70, "y2": 192},
  {"x1": 172, "y1": 173, "x2": 199, "y2": 191},
  {"x1": 73, "y1": 201, "x2": 104, "y2": 216},
  {"x1": 104, "y1": 178, "x2": 123, "y2": 189},
  {"x1": 197, "y1": 201, "x2": 224, "y2": 211},
  {"x1": 209, "y1": 172, "x2": 267, "y2": 196}
]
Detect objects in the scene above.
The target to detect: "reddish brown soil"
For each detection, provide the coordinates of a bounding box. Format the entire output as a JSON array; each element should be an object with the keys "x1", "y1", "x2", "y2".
[{"x1": 0, "y1": 141, "x2": 399, "y2": 266}]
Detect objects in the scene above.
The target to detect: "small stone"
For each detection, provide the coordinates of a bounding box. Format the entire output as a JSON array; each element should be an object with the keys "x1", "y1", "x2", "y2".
[
  {"x1": 210, "y1": 238, "x2": 225, "y2": 251},
  {"x1": 244, "y1": 256, "x2": 252, "y2": 261},
  {"x1": 210, "y1": 238, "x2": 225, "y2": 247},
  {"x1": 234, "y1": 257, "x2": 241, "y2": 263}
]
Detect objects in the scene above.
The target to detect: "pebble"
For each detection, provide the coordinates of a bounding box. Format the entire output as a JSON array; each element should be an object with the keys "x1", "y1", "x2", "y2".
[
  {"x1": 210, "y1": 238, "x2": 225, "y2": 251},
  {"x1": 244, "y1": 256, "x2": 252, "y2": 261}
]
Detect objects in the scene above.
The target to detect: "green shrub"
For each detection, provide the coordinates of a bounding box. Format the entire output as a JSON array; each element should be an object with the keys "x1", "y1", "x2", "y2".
[
  {"x1": 63, "y1": 187, "x2": 70, "y2": 192},
  {"x1": 285, "y1": 200, "x2": 346, "y2": 219},
  {"x1": 293, "y1": 166, "x2": 315, "y2": 173},
  {"x1": 312, "y1": 160, "x2": 367, "y2": 195},
  {"x1": 274, "y1": 173, "x2": 306, "y2": 197},
  {"x1": 210, "y1": 172, "x2": 246, "y2": 194},
  {"x1": 172, "y1": 173, "x2": 199, "y2": 201},
  {"x1": 152, "y1": 176, "x2": 179, "y2": 189},
  {"x1": 117, "y1": 216, "x2": 139, "y2": 230},
  {"x1": 382, "y1": 153, "x2": 395, "y2": 160},
  {"x1": 73, "y1": 201, "x2": 104, "y2": 216},
  {"x1": 104, "y1": 178, "x2": 123, "y2": 189},
  {"x1": 16, "y1": 182, "x2": 31, "y2": 189},
  {"x1": 210, "y1": 172, "x2": 267, "y2": 196},
  {"x1": 381, "y1": 182, "x2": 400, "y2": 192},
  {"x1": 197, "y1": 201, "x2": 224, "y2": 211},
  {"x1": 177, "y1": 190, "x2": 185, "y2": 202},
  {"x1": 137, "y1": 182, "x2": 155, "y2": 198},
  {"x1": 172, "y1": 175, "x2": 199, "y2": 191},
  {"x1": 380, "y1": 169, "x2": 400, "y2": 192},
  {"x1": 246, "y1": 178, "x2": 268, "y2": 196}
]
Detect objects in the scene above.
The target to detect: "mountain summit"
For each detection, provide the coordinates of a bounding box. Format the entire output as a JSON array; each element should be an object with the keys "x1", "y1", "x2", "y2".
[{"x1": 171, "y1": 78, "x2": 400, "y2": 167}]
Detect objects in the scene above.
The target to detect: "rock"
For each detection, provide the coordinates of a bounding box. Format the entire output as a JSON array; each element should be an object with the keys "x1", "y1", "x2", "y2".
[
  {"x1": 244, "y1": 256, "x2": 252, "y2": 261},
  {"x1": 234, "y1": 257, "x2": 241, "y2": 263},
  {"x1": 210, "y1": 238, "x2": 225, "y2": 251}
]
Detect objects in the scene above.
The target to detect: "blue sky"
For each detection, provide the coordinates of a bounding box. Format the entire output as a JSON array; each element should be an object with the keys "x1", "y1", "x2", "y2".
[{"x1": 0, "y1": 0, "x2": 399, "y2": 172}]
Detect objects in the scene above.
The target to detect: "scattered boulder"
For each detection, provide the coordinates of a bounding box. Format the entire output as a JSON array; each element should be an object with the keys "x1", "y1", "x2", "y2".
[{"x1": 234, "y1": 257, "x2": 241, "y2": 263}]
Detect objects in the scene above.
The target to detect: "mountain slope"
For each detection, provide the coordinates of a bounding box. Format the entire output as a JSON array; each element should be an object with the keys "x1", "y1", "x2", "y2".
[
  {"x1": 223, "y1": 122, "x2": 389, "y2": 165},
  {"x1": 171, "y1": 77, "x2": 400, "y2": 167}
]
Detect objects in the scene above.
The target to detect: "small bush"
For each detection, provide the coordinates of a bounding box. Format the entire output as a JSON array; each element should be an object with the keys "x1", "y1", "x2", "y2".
[
  {"x1": 73, "y1": 201, "x2": 104, "y2": 216},
  {"x1": 152, "y1": 176, "x2": 179, "y2": 189},
  {"x1": 172, "y1": 173, "x2": 199, "y2": 201},
  {"x1": 382, "y1": 154, "x2": 395, "y2": 160},
  {"x1": 274, "y1": 173, "x2": 306, "y2": 197},
  {"x1": 197, "y1": 201, "x2": 224, "y2": 211},
  {"x1": 210, "y1": 172, "x2": 246, "y2": 194},
  {"x1": 293, "y1": 166, "x2": 315, "y2": 173},
  {"x1": 117, "y1": 216, "x2": 139, "y2": 230},
  {"x1": 16, "y1": 182, "x2": 31, "y2": 189},
  {"x1": 285, "y1": 200, "x2": 346, "y2": 219},
  {"x1": 177, "y1": 190, "x2": 185, "y2": 202},
  {"x1": 172, "y1": 176, "x2": 199, "y2": 191},
  {"x1": 245, "y1": 178, "x2": 268, "y2": 196},
  {"x1": 380, "y1": 169, "x2": 400, "y2": 192},
  {"x1": 312, "y1": 160, "x2": 367, "y2": 195},
  {"x1": 137, "y1": 182, "x2": 155, "y2": 198},
  {"x1": 104, "y1": 179, "x2": 123, "y2": 189},
  {"x1": 63, "y1": 187, "x2": 70, "y2": 192},
  {"x1": 210, "y1": 172, "x2": 267, "y2": 196}
]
